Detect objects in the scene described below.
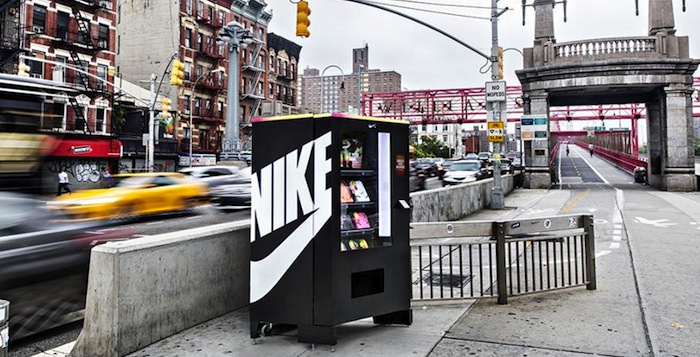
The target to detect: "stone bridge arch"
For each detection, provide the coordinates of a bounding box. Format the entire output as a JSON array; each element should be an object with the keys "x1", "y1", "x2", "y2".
[{"x1": 517, "y1": 0, "x2": 698, "y2": 191}]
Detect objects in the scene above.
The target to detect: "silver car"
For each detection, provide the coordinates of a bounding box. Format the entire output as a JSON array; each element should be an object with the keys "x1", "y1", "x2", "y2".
[{"x1": 442, "y1": 160, "x2": 485, "y2": 187}]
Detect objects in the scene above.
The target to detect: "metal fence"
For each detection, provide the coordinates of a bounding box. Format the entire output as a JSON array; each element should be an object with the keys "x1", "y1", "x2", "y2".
[{"x1": 410, "y1": 215, "x2": 596, "y2": 304}]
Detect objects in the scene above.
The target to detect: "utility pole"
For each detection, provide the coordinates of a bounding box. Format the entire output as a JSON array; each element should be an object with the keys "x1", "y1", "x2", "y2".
[
  {"x1": 148, "y1": 73, "x2": 156, "y2": 172},
  {"x1": 489, "y1": 0, "x2": 507, "y2": 209}
]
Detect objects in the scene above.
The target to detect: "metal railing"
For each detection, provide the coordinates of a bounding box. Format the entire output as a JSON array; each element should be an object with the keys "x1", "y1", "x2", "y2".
[{"x1": 410, "y1": 215, "x2": 596, "y2": 304}]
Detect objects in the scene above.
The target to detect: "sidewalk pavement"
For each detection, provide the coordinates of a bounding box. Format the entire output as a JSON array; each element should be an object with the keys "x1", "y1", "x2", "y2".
[{"x1": 119, "y1": 189, "x2": 558, "y2": 357}]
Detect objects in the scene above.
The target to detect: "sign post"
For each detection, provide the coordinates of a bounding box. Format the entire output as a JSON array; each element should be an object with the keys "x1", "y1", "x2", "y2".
[{"x1": 486, "y1": 80, "x2": 507, "y2": 209}]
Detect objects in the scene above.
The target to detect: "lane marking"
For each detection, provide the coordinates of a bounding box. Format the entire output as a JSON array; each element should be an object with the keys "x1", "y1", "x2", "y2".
[
  {"x1": 30, "y1": 341, "x2": 76, "y2": 357},
  {"x1": 634, "y1": 217, "x2": 677, "y2": 228},
  {"x1": 613, "y1": 236, "x2": 622, "y2": 242},
  {"x1": 576, "y1": 148, "x2": 610, "y2": 184},
  {"x1": 609, "y1": 242, "x2": 621, "y2": 249},
  {"x1": 186, "y1": 215, "x2": 199, "y2": 220},
  {"x1": 561, "y1": 189, "x2": 590, "y2": 213},
  {"x1": 596, "y1": 250, "x2": 612, "y2": 258},
  {"x1": 613, "y1": 229, "x2": 622, "y2": 235}
]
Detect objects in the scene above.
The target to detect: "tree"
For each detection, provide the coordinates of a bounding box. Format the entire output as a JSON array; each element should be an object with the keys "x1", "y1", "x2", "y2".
[
  {"x1": 415, "y1": 135, "x2": 450, "y2": 158},
  {"x1": 694, "y1": 137, "x2": 700, "y2": 156}
]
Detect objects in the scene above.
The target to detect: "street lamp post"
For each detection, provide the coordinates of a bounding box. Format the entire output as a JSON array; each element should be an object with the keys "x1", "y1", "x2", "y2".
[
  {"x1": 189, "y1": 68, "x2": 223, "y2": 167},
  {"x1": 217, "y1": 21, "x2": 253, "y2": 157},
  {"x1": 320, "y1": 65, "x2": 345, "y2": 113}
]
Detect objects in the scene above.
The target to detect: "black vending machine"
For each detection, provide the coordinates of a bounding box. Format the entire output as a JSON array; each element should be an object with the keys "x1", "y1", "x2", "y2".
[{"x1": 249, "y1": 113, "x2": 413, "y2": 345}]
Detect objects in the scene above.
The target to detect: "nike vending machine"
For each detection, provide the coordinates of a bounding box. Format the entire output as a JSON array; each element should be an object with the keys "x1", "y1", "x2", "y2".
[{"x1": 249, "y1": 113, "x2": 412, "y2": 345}]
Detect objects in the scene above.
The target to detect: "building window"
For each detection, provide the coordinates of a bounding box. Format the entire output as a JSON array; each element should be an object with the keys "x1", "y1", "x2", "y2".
[
  {"x1": 184, "y1": 127, "x2": 191, "y2": 140},
  {"x1": 32, "y1": 5, "x2": 46, "y2": 32},
  {"x1": 218, "y1": 101, "x2": 224, "y2": 118},
  {"x1": 194, "y1": 97, "x2": 201, "y2": 116},
  {"x1": 184, "y1": 62, "x2": 191, "y2": 80},
  {"x1": 208, "y1": 6, "x2": 213, "y2": 20},
  {"x1": 186, "y1": 0, "x2": 193, "y2": 15},
  {"x1": 98, "y1": 24, "x2": 109, "y2": 49},
  {"x1": 29, "y1": 52, "x2": 45, "y2": 78},
  {"x1": 96, "y1": 108, "x2": 106, "y2": 133},
  {"x1": 196, "y1": 64, "x2": 203, "y2": 79},
  {"x1": 197, "y1": 32, "x2": 203, "y2": 52},
  {"x1": 77, "y1": 19, "x2": 91, "y2": 45},
  {"x1": 269, "y1": 83, "x2": 273, "y2": 96},
  {"x1": 216, "y1": 131, "x2": 223, "y2": 150},
  {"x1": 219, "y1": 10, "x2": 226, "y2": 25},
  {"x1": 269, "y1": 54, "x2": 274, "y2": 70},
  {"x1": 443, "y1": 124, "x2": 449, "y2": 131},
  {"x1": 185, "y1": 28, "x2": 192, "y2": 48},
  {"x1": 184, "y1": 95, "x2": 191, "y2": 114},
  {"x1": 199, "y1": 128, "x2": 209, "y2": 149},
  {"x1": 54, "y1": 56, "x2": 67, "y2": 82},
  {"x1": 197, "y1": 1, "x2": 204, "y2": 17},
  {"x1": 97, "y1": 65, "x2": 108, "y2": 90},
  {"x1": 52, "y1": 102, "x2": 66, "y2": 130},
  {"x1": 56, "y1": 12, "x2": 70, "y2": 40}
]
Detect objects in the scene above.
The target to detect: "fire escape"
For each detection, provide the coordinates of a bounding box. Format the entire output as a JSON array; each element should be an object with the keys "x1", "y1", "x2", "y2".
[
  {"x1": 0, "y1": 0, "x2": 21, "y2": 72},
  {"x1": 56, "y1": 0, "x2": 110, "y2": 133},
  {"x1": 242, "y1": 35, "x2": 264, "y2": 119}
]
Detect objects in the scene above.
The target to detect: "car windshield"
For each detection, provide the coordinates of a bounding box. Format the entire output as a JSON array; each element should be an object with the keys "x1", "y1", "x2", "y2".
[
  {"x1": 112, "y1": 176, "x2": 154, "y2": 188},
  {"x1": 450, "y1": 162, "x2": 481, "y2": 171}
]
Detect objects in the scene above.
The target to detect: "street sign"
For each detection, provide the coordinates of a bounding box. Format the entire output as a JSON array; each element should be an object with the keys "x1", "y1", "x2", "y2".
[
  {"x1": 487, "y1": 134, "x2": 505, "y2": 143},
  {"x1": 487, "y1": 121, "x2": 504, "y2": 130},
  {"x1": 520, "y1": 114, "x2": 548, "y2": 141},
  {"x1": 485, "y1": 81, "x2": 507, "y2": 102}
]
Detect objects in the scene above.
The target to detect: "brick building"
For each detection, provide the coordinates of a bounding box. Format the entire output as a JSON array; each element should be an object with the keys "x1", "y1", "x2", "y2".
[
  {"x1": 260, "y1": 32, "x2": 301, "y2": 117},
  {"x1": 117, "y1": 0, "x2": 271, "y2": 164},
  {"x1": 0, "y1": 0, "x2": 122, "y2": 193}
]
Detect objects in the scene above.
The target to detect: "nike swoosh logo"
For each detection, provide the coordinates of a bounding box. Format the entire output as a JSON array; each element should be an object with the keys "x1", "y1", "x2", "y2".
[{"x1": 250, "y1": 208, "x2": 329, "y2": 303}]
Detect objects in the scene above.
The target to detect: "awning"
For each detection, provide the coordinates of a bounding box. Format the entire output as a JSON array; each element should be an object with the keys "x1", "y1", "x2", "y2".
[{"x1": 49, "y1": 138, "x2": 122, "y2": 158}]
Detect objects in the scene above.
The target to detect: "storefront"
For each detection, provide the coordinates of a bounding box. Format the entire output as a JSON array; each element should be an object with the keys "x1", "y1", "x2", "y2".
[{"x1": 41, "y1": 136, "x2": 122, "y2": 193}]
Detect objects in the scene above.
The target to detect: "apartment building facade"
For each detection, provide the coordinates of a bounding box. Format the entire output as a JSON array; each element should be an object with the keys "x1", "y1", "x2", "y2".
[
  {"x1": 117, "y1": 0, "x2": 270, "y2": 164},
  {"x1": 0, "y1": 0, "x2": 122, "y2": 192},
  {"x1": 260, "y1": 32, "x2": 301, "y2": 117},
  {"x1": 300, "y1": 45, "x2": 401, "y2": 114}
]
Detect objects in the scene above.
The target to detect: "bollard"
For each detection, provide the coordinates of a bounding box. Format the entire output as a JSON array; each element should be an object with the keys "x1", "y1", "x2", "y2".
[{"x1": 0, "y1": 300, "x2": 8, "y2": 357}]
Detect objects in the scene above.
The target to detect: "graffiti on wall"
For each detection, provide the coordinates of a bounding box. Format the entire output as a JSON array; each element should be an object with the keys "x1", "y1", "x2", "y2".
[{"x1": 43, "y1": 158, "x2": 111, "y2": 193}]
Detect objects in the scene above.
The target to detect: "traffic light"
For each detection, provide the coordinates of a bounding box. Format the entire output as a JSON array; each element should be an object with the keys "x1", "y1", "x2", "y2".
[
  {"x1": 17, "y1": 61, "x2": 30, "y2": 77},
  {"x1": 161, "y1": 97, "x2": 172, "y2": 118},
  {"x1": 497, "y1": 46, "x2": 504, "y2": 80},
  {"x1": 170, "y1": 59, "x2": 185, "y2": 86},
  {"x1": 296, "y1": 0, "x2": 311, "y2": 38}
]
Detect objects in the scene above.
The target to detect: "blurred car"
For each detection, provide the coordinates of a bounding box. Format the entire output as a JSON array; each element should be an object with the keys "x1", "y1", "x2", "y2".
[
  {"x1": 1, "y1": 192, "x2": 129, "y2": 340},
  {"x1": 442, "y1": 160, "x2": 485, "y2": 186},
  {"x1": 505, "y1": 151, "x2": 517, "y2": 161},
  {"x1": 485, "y1": 159, "x2": 515, "y2": 176},
  {"x1": 415, "y1": 158, "x2": 438, "y2": 177},
  {"x1": 179, "y1": 165, "x2": 240, "y2": 178},
  {"x1": 465, "y1": 153, "x2": 479, "y2": 160},
  {"x1": 409, "y1": 161, "x2": 427, "y2": 192},
  {"x1": 477, "y1": 152, "x2": 492, "y2": 163},
  {"x1": 202, "y1": 166, "x2": 252, "y2": 209},
  {"x1": 47, "y1": 173, "x2": 210, "y2": 221},
  {"x1": 437, "y1": 159, "x2": 458, "y2": 179},
  {"x1": 512, "y1": 157, "x2": 524, "y2": 170}
]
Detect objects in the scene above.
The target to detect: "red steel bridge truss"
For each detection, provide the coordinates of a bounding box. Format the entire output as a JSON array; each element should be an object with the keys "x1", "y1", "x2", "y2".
[{"x1": 362, "y1": 77, "x2": 700, "y2": 125}]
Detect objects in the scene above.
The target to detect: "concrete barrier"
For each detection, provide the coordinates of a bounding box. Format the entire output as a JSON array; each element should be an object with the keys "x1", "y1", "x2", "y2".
[
  {"x1": 411, "y1": 174, "x2": 517, "y2": 223},
  {"x1": 69, "y1": 221, "x2": 250, "y2": 357}
]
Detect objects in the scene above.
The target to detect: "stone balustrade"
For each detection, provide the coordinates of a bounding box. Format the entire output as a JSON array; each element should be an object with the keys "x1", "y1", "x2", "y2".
[{"x1": 552, "y1": 37, "x2": 658, "y2": 61}]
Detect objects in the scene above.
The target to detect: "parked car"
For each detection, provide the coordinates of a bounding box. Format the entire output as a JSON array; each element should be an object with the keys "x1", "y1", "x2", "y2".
[
  {"x1": 485, "y1": 159, "x2": 514, "y2": 176},
  {"x1": 437, "y1": 159, "x2": 458, "y2": 179},
  {"x1": 415, "y1": 158, "x2": 438, "y2": 177},
  {"x1": 465, "y1": 153, "x2": 479, "y2": 161},
  {"x1": 47, "y1": 172, "x2": 210, "y2": 221},
  {"x1": 442, "y1": 160, "x2": 485, "y2": 186},
  {"x1": 179, "y1": 165, "x2": 241, "y2": 178},
  {"x1": 202, "y1": 167, "x2": 252, "y2": 209},
  {"x1": 477, "y1": 152, "x2": 492, "y2": 163},
  {"x1": 409, "y1": 161, "x2": 427, "y2": 192},
  {"x1": 505, "y1": 151, "x2": 517, "y2": 161}
]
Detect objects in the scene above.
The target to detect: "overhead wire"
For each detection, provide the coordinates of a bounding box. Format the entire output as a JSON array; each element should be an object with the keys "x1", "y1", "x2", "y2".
[
  {"x1": 365, "y1": 0, "x2": 492, "y2": 20},
  {"x1": 379, "y1": 0, "x2": 504, "y2": 11}
]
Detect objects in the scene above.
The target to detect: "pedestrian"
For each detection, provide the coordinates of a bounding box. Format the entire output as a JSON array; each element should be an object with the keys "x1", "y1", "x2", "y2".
[
  {"x1": 588, "y1": 144, "x2": 594, "y2": 157},
  {"x1": 566, "y1": 146, "x2": 570, "y2": 156},
  {"x1": 101, "y1": 167, "x2": 112, "y2": 188},
  {"x1": 57, "y1": 169, "x2": 72, "y2": 196}
]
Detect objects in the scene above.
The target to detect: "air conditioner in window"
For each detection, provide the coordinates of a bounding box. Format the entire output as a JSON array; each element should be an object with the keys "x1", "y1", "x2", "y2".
[
  {"x1": 32, "y1": 26, "x2": 43, "y2": 33},
  {"x1": 30, "y1": 73, "x2": 43, "y2": 79},
  {"x1": 99, "y1": 0, "x2": 113, "y2": 10}
]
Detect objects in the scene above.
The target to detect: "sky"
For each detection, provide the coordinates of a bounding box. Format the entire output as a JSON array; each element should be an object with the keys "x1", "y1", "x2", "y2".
[{"x1": 263, "y1": 0, "x2": 699, "y2": 91}]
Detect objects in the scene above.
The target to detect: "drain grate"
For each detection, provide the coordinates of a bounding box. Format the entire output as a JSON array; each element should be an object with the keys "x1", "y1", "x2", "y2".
[{"x1": 423, "y1": 273, "x2": 472, "y2": 288}]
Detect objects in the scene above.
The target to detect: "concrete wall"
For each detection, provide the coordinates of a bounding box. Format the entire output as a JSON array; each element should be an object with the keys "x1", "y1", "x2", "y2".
[
  {"x1": 69, "y1": 221, "x2": 250, "y2": 357},
  {"x1": 411, "y1": 174, "x2": 517, "y2": 222}
]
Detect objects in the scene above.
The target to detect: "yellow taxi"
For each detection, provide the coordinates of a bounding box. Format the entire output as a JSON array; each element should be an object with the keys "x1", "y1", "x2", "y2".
[{"x1": 47, "y1": 172, "x2": 210, "y2": 221}]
